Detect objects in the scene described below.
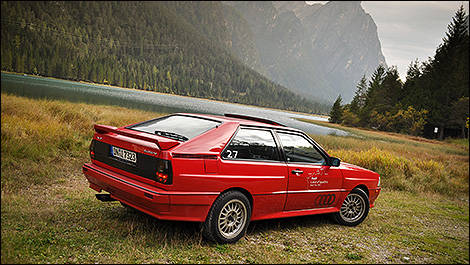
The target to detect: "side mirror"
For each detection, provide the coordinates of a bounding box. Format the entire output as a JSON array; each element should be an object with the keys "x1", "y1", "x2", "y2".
[{"x1": 329, "y1": 157, "x2": 341, "y2": 167}]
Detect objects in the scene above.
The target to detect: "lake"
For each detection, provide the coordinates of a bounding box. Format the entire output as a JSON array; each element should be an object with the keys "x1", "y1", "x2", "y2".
[{"x1": 1, "y1": 72, "x2": 347, "y2": 136}]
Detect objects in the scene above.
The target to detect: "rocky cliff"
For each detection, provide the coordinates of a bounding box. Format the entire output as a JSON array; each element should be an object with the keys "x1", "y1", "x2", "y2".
[{"x1": 223, "y1": 1, "x2": 386, "y2": 103}]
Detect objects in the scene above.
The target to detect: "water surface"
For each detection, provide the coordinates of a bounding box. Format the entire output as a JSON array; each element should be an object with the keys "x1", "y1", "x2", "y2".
[{"x1": 1, "y1": 72, "x2": 347, "y2": 136}]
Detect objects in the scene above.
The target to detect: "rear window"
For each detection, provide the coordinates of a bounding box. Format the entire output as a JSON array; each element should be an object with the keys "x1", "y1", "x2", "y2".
[{"x1": 127, "y1": 115, "x2": 221, "y2": 141}]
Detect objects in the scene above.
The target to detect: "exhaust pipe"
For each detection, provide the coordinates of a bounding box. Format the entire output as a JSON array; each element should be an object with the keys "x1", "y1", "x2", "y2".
[{"x1": 95, "y1": 193, "x2": 117, "y2": 202}]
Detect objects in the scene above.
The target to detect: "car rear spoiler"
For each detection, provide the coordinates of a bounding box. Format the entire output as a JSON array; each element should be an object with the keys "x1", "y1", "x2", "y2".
[
  {"x1": 224, "y1": 113, "x2": 286, "y2": 127},
  {"x1": 93, "y1": 124, "x2": 180, "y2": 150}
]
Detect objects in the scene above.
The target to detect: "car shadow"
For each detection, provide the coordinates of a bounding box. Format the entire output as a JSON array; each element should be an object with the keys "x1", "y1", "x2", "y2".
[
  {"x1": 104, "y1": 202, "x2": 338, "y2": 245},
  {"x1": 246, "y1": 213, "x2": 336, "y2": 236}
]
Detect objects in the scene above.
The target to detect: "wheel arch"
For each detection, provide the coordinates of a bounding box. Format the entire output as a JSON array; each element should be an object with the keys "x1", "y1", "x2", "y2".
[
  {"x1": 353, "y1": 184, "x2": 369, "y2": 198},
  {"x1": 220, "y1": 187, "x2": 253, "y2": 212}
]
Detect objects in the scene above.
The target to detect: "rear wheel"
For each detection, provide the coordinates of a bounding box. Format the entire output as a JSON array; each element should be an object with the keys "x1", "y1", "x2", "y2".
[
  {"x1": 202, "y1": 191, "x2": 251, "y2": 244},
  {"x1": 334, "y1": 188, "x2": 369, "y2": 226}
]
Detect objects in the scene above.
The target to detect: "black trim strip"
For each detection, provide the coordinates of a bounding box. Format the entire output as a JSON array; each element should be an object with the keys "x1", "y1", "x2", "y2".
[
  {"x1": 92, "y1": 140, "x2": 173, "y2": 184},
  {"x1": 224, "y1": 113, "x2": 286, "y2": 127},
  {"x1": 84, "y1": 164, "x2": 220, "y2": 196},
  {"x1": 84, "y1": 164, "x2": 161, "y2": 195},
  {"x1": 252, "y1": 189, "x2": 349, "y2": 196},
  {"x1": 172, "y1": 154, "x2": 218, "y2": 159}
]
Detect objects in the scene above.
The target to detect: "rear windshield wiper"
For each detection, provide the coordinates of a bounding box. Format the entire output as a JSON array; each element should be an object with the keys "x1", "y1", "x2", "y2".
[{"x1": 154, "y1": 130, "x2": 189, "y2": 142}]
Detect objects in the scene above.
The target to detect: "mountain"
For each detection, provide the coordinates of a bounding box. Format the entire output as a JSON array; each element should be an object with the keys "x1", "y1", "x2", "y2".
[
  {"x1": 0, "y1": 1, "x2": 330, "y2": 114},
  {"x1": 223, "y1": 1, "x2": 386, "y2": 102}
]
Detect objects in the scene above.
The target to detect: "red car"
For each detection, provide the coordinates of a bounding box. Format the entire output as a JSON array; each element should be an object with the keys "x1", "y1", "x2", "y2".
[{"x1": 83, "y1": 113, "x2": 381, "y2": 243}]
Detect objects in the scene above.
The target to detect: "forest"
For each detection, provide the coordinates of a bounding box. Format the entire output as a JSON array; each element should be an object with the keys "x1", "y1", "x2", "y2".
[
  {"x1": 329, "y1": 6, "x2": 469, "y2": 139},
  {"x1": 0, "y1": 1, "x2": 330, "y2": 114}
]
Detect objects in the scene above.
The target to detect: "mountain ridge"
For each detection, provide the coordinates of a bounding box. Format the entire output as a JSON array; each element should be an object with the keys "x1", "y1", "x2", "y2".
[
  {"x1": 223, "y1": 1, "x2": 386, "y2": 102},
  {"x1": 0, "y1": 1, "x2": 330, "y2": 114}
]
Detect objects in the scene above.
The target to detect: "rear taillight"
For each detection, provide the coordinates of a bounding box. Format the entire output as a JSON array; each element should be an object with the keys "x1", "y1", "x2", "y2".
[
  {"x1": 156, "y1": 159, "x2": 172, "y2": 185},
  {"x1": 89, "y1": 140, "x2": 96, "y2": 159}
]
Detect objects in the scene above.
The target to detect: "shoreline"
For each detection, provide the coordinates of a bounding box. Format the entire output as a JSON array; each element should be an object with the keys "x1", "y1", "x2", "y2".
[{"x1": 1, "y1": 71, "x2": 329, "y2": 119}]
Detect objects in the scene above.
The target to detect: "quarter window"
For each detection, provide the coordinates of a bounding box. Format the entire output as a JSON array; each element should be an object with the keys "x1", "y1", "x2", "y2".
[
  {"x1": 222, "y1": 128, "x2": 280, "y2": 161},
  {"x1": 277, "y1": 132, "x2": 325, "y2": 164}
]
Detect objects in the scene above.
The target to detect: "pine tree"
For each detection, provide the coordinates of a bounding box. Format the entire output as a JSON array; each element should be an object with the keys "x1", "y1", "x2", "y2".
[
  {"x1": 429, "y1": 5, "x2": 469, "y2": 139},
  {"x1": 360, "y1": 64, "x2": 386, "y2": 125},
  {"x1": 0, "y1": 1, "x2": 333, "y2": 115},
  {"x1": 350, "y1": 74, "x2": 368, "y2": 115},
  {"x1": 377, "y1": 66, "x2": 403, "y2": 114},
  {"x1": 329, "y1": 95, "x2": 343, "y2": 124}
]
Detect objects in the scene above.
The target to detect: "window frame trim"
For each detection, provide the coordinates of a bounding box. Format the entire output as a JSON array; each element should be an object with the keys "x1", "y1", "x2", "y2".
[
  {"x1": 274, "y1": 130, "x2": 329, "y2": 165},
  {"x1": 220, "y1": 126, "x2": 284, "y2": 163}
]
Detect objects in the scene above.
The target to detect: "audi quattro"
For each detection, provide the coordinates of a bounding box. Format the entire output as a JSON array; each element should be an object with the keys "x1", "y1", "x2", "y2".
[{"x1": 83, "y1": 113, "x2": 381, "y2": 243}]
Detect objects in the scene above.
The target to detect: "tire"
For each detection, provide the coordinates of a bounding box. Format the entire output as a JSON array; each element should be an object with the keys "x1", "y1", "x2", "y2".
[
  {"x1": 202, "y1": 191, "x2": 251, "y2": 244},
  {"x1": 333, "y1": 188, "x2": 369, "y2": 226}
]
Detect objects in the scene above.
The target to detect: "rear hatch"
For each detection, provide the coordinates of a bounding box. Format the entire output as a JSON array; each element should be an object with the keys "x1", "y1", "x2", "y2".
[{"x1": 89, "y1": 114, "x2": 221, "y2": 186}]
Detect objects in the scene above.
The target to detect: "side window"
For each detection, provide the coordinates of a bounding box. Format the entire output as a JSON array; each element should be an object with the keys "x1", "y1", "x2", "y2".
[
  {"x1": 277, "y1": 132, "x2": 325, "y2": 164},
  {"x1": 222, "y1": 128, "x2": 280, "y2": 161}
]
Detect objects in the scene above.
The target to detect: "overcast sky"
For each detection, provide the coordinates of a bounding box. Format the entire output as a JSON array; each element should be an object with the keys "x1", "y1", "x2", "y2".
[{"x1": 307, "y1": 1, "x2": 469, "y2": 80}]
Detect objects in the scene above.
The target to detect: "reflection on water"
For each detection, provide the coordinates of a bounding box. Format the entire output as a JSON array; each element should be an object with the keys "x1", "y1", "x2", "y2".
[{"x1": 1, "y1": 72, "x2": 348, "y2": 136}]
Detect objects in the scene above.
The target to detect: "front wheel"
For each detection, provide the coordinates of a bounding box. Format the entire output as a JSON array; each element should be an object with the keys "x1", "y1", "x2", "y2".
[
  {"x1": 202, "y1": 191, "x2": 251, "y2": 244},
  {"x1": 333, "y1": 188, "x2": 369, "y2": 226}
]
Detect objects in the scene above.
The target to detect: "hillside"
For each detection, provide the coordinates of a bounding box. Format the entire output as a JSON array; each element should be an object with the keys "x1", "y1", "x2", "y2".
[
  {"x1": 0, "y1": 1, "x2": 330, "y2": 114},
  {"x1": 224, "y1": 1, "x2": 386, "y2": 102}
]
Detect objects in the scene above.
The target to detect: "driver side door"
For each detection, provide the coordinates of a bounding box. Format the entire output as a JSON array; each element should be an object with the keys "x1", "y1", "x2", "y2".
[{"x1": 276, "y1": 132, "x2": 343, "y2": 211}]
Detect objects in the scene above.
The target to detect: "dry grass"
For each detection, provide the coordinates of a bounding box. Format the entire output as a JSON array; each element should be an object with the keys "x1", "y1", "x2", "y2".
[
  {"x1": 301, "y1": 119, "x2": 469, "y2": 198},
  {"x1": 1, "y1": 93, "x2": 469, "y2": 263},
  {"x1": 1, "y1": 93, "x2": 162, "y2": 192}
]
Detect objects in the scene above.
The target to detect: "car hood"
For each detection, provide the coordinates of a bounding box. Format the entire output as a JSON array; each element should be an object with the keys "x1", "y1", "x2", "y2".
[
  {"x1": 339, "y1": 162, "x2": 379, "y2": 177},
  {"x1": 340, "y1": 162, "x2": 370, "y2": 172}
]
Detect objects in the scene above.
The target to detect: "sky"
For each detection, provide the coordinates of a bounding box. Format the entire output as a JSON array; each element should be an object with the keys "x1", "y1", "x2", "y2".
[{"x1": 307, "y1": 1, "x2": 469, "y2": 81}]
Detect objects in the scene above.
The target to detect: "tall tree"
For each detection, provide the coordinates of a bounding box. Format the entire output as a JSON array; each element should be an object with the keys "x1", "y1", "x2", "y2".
[
  {"x1": 377, "y1": 66, "x2": 403, "y2": 113},
  {"x1": 450, "y1": 97, "x2": 469, "y2": 138},
  {"x1": 428, "y1": 5, "x2": 469, "y2": 139},
  {"x1": 329, "y1": 95, "x2": 343, "y2": 124},
  {"x1": 0, "y1": 1, "x2": 331, "y2": 115},
  {"x1": 360, "y1": 64, "x2": 386, "y2": 125},
  {"x1": 350, "y1": 74, "x2": 367, "y2": 115}
]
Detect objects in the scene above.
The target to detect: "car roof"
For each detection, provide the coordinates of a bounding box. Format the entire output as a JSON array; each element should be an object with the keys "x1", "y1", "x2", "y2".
[{"x1": 175, "y1": 113, "x2": 303, "y2": 133}]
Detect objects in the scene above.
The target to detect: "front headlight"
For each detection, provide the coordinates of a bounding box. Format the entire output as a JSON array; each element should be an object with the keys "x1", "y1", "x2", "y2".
[{"x1": 377, "y1": 175, "x2": 381, "y2": 187}]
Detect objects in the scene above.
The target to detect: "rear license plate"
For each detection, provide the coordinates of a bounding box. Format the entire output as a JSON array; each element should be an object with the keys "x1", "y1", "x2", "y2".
[{"x1": 110, "y1": 146, "x2": 137, "y2": 163}]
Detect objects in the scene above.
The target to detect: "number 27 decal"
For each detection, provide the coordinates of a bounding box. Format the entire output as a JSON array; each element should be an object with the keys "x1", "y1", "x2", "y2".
[{"x1": 225, "y1": 150, "x2": 238, "y2": 159}]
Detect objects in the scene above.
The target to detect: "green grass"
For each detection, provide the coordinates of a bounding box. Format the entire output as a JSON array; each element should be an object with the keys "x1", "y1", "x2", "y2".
[
  {"x1": 445, "y1": 137, "x2": 470, "y2": 148},
  {"x1": 297, "y1": 118, "x2": 469, "y2": 198},
  {"x1": 1, "y1": 93, "x2": 469, "y2": 263},
  {"x1": 2, "y1": 183, "x2": 468, "y2": 263}
]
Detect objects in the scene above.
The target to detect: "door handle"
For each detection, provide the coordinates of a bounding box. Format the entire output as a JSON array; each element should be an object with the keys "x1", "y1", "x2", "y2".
[{"x1": 291, "y1": 169, "x2": 304, "y2": 175}]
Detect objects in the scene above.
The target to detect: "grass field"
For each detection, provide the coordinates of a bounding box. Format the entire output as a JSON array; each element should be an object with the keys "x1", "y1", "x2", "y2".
[
  {"x1": 297, "y1": 118, "x2": 469, "y2": 198},
  {"x1": 1, "y1": 93, "x2": 469, "y2": 263}
]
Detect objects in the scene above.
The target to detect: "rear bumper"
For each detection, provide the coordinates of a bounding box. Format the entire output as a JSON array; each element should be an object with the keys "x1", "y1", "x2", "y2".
[{"x1": 82, "y1": 163, "x2": 218, "y2": 222}]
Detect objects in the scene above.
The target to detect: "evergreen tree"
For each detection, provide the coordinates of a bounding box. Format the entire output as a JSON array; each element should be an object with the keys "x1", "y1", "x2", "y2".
[
  {"x1": 450, "y1": 97, "x2": 469, "y2": 138},
  {"x1": 360, "y1": 64, "x2": 386, "y2": 125},
  {"x1": 0, "y1": 1, "x2": 331, "y2": 115},
  {"x1": 425, "y1": 5, "x2": 469, "y2": 139},
  {"x1": 402, "y1": 59, "x2": 423, "y2": 107},
  {"x1": 329, "y1": 95, "x2": 343, "y2": 124},
  {"x1": 377, "y1": 66, "x2": 403, "y2": 114},
  {"x1": 350, "y1": 74, "x2": 367, "y2": 115}
]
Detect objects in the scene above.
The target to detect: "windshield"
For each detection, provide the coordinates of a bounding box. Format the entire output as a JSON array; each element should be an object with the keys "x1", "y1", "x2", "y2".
[{"x1": 127, "y1": 115, "x2": 221, "y2": 141}]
